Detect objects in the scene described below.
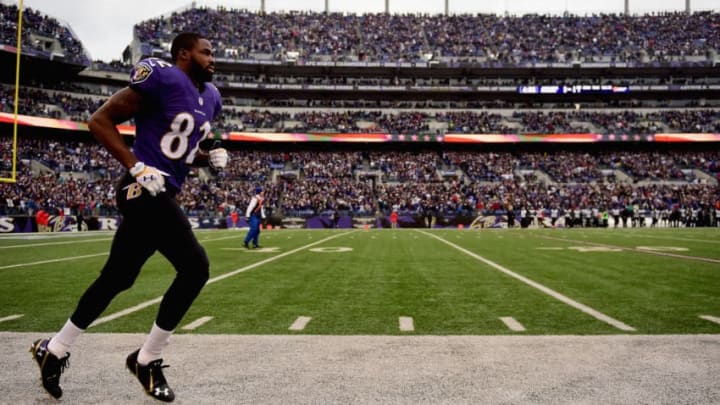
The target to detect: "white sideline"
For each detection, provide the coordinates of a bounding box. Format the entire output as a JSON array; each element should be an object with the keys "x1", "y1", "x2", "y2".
[
  {"x1": 419, "y1": 231, "x2": 636, "y2": 332},
  {"x1": 90, "y1": 231, "x2": 356, "y2": 328}
]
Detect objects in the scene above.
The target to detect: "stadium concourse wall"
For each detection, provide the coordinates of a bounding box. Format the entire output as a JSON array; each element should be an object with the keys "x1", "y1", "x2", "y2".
[
  {"x1": 2, "y1": 112, "x2": 720, "y2": 233},
  {"x1": 0, "y1": 212, "x2": 487, "y2": 233},
  {"x1": 0, "y1": 211, "x2": 701, "y2": 234}
]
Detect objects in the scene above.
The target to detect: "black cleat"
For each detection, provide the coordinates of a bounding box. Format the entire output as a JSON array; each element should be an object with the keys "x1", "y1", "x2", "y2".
[
  {"x1": 253, "y1": 245, "x2": 261, "y2": 249},
  {"x1": 29, "y1": 338, "x2": 70, "y2": 399},
  {"x1": 126, "y1": 349, "x2": 175, "y2": 402},
  {"x1": 243, "y1": 242, "x2": 249, "y2": 249}
]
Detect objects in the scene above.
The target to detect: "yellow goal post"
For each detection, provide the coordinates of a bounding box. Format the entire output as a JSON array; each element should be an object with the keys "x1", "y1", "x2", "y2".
[{"x1": 0, "y1": 0, "x2": 24, "y2": 184}]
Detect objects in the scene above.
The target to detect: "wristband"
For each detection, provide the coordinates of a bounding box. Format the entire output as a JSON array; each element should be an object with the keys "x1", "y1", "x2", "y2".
[{"x1": 129, "y1": 161, "x2": 145, "y2": 177}]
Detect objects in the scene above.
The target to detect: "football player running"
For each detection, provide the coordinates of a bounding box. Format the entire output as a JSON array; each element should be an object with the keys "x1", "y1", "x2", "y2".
[{"x1": 30, "y1": 32, "x2": 228, "y2": 403}]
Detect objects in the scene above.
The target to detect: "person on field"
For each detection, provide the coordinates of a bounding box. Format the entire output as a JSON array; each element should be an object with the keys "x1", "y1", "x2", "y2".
[
  {"x1": 243, "y1": 187, "x2": 266, "y2": 249},
  {"x1": 30, "y1": 32, "x2": 227, "y2": 403}
]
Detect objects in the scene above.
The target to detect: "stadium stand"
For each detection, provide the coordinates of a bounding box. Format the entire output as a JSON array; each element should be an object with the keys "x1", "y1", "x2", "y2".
[
  {"x1": 0, "y1": 5, "x2": 719, "y2": 230},
  {"x1": 0, "y1": 3, "x2": 89, "y2": 65},
  {"x1": 131, "y1": 8, "x2": 720, "y2": 65}
]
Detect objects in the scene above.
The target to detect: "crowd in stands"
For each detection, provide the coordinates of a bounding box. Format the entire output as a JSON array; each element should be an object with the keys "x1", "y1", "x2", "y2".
[
  {"x1": 448, "y1": 150, "x2": 720, "y2": 184},
  {"x1": 445, "y1": 152, "x2": 519, "y2": 182},
  {"x1": 0, "y1": 4, "x2": 88, "y2": 64},
  {"x1": 2, "y1": 4, "x2": 719, "y2": 67},
  {"x1": 287, "y1": 151, "x2": 363, "y2": 179},
  {"x1": 2, "y1": 136, "x2": 718, "y2": 224},
  {"x1": 0, "y1": 84, "x2": 105, "y2": 122},
  {"x1": 422, "y1": 12, "x2": 719, "y2": 63},
  {"x1": 3, "y1": 81, "x2": 717, "y2": 134},
  {"x1": 222, "y1": 149, "x2": 284, "y2": 181},
  {"x1": 513, "y1": 111, "x2": 589, "y2": 134},
  {"x1": 216, "y1": 72, "x2": 720, "y2": 88},
  {"x1": 280, "y1": 177, "x2": 377, "y2": 217},
  {"x1": 368, "y1": 151, "x2": 442, "y2": 182},
  {"x1": 133, "y1": 8, "x2": 720, "y2": 64},
  {"x1": 256, "y1": 98, "x2": 717, "y2": 110},
  {"x1": 91, "y1": 60, "x2": 133, "y2": 73},
  {"x1": 2, "y1": 5, "x2": 719, "y2": 228}
]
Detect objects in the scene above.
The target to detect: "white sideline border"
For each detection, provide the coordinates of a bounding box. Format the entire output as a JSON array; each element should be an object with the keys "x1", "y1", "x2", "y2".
[{"x1": 418, "y1": 230, "x2": 636, "y2": 332}]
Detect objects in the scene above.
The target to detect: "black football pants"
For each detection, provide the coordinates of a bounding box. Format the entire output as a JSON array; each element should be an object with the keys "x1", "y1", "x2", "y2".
[{"x1": 70, "y1": 174, "x2": 209, "y2": 331}]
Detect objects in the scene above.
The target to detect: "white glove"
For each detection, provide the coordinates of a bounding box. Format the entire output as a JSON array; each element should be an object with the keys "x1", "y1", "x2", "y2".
[
  {"x1": 129, "y1": 162, "x2": 168, "y2": 196},
  {"x1": 209, "y1": 148, "x2": 229, "y2": 169}
]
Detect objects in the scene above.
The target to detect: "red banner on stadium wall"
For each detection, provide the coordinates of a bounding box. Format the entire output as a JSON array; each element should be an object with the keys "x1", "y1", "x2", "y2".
[
  {"x1": 0, "y1": 112, "x2": 135, "y2": 135},
  {"x1": 2, "y1": 112, "x2": 719, "y2": 143}
]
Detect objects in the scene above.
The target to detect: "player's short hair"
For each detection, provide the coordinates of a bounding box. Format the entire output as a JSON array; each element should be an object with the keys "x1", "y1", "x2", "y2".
[{"x1": 170, "y1": 32, "x2": 205, "y2": 62}]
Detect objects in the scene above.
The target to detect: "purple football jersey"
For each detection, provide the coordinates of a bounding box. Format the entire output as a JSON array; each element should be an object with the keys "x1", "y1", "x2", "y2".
[{"x1": 128, "y1": 57, "x2": 222, "y2": 191}]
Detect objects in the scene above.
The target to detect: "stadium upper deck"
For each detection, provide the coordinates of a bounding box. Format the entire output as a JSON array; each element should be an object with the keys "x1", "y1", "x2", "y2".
[
  {"x1": 4, "y1": 4, "x2": 718, "y2": 68},
  {"x1": 2, "y1": 4, "x2": 719, "y2": 106},
  {"x1": 132, "y1": 8, "x2": 720, "y2": 66},
  {"x1": 0, "y1": 4, "x2": 718, "y2": 139},
  {"x1": 0, "y1": 3, "x2": 88, "y2": 66}
]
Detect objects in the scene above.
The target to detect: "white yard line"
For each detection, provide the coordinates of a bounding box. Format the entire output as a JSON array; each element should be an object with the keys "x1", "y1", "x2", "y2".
[
  {"x1": 499, "y1": 317, "x2": 526, "y2": 332},
  {"x1": 626, "y1": 234, "x2": 720, "y2": 245},
  {"x1": 289, "y1": 316, "x2": 313, "y2": 331},
  {"x1": 0, "y1": 314, "x2": 24, "y2": 323},
  {"x1": 90, "y1": 298, "x2": 163, "y2": 327},
  {"x1": 699, "y1": 315, "x2": 720, "y2": 325},
  {"x1": 0, "y1": 238, "x2": 112, "y2": 249},
  {"x1": 0, "y1": 234, "x2": 254, "y2": 271},
  {"x1": 182, "y1": 316, "x2": 214, "y2": 331},
  {"x1": 535, "y1": 234, "x2": 720, "y2": 264},
  {"x1": 399, "y1": 316, "x2": 415, "y2": 332},
  {"x1": 0, "y1": 253, "x2": 109, "y2": 270},
  {"x1": 419, "y1": 231, "x2": 636, "y2": 332},
  {"x1": 198, "y1": 235, "x2": 246, "y2": 243},
  {"x1": 0, "y1": 231, "x2": 116, "y2": 240},
  {"x1": 90, "y1": 231, "x2": 356, "y2": 328}
]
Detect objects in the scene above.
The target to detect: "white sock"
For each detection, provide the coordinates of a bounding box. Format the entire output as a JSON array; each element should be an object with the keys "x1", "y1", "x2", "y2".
[
  {"x1": 137, "y1": 322, "x2": 173, "y2": 365},
  {"x1": 48, "y1": 319, "x2": 84, "y2": 357}
]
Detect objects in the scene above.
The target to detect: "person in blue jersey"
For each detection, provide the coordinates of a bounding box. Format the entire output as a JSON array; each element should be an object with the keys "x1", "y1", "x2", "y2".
[
  {"x1": 29, "y1": 32, "x2": 228, "y2": 403},
  {"x1": 243, "y1": 187, "x2": 266, "y2": 249}
]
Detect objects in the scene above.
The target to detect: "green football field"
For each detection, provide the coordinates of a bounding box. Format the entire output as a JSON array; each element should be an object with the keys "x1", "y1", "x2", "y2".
[{"x1": 1, "y1": 227, "x2": 719, "y2": 335}]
